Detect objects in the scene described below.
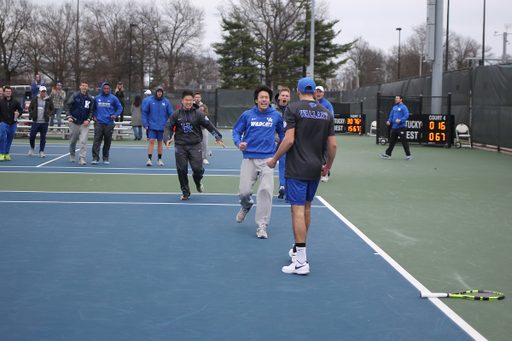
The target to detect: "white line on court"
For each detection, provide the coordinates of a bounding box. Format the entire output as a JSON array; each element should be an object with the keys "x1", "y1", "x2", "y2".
[{"x1": 316, "y1": 195, "x2": 487, "y2": 341}]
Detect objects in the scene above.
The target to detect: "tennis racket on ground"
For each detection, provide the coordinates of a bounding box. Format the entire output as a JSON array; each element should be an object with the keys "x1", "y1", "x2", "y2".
[{"x1": 420, "y1": 290, "x2": 505, "y2": 301}]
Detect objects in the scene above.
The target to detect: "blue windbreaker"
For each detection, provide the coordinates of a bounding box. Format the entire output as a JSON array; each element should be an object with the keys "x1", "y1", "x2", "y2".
[
  {"x1": 141, "y1": 88, "x2": 173, "y2": 131},
  {"x1": 93, "y1": 82, "x2": 123, "y2": 124},
  {"x1": 319, "y1": 97, "x2": 334, "y2": 118},
  {"x1": 387, "y1": 103, "x2": 409, "y2": 129},
  {"x1": 232, "y1": 105, "x2": 284, "y2": 159}
]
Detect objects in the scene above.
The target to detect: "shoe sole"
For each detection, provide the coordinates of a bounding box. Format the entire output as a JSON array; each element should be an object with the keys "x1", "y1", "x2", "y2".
[{"x1": 282, "y1": 266, "x2": 309, "y2": 275}]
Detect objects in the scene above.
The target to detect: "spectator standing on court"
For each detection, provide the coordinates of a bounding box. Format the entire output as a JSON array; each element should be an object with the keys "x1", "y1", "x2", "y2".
[
  {"x1": 267, "y1": 77, "x2": 337, "y2": 275},
  {"x1": 114, "y1": 82, "x2": 125, "y2": 122},
  {"x1": 381, "y1": 95, "x2": 411, "y2": 160},
  {"x1": 142, "y1": 86, "x2": 173, "y2": 166},
  {"x1": 91, "y1": 82, "x2": 123, "y2": 165},
  {"x1": 143, "y1": 90, "x2": 152, "y2": 140},
  {"x1": 315, "y1": 85, "x2": 334, "y2": 183},
  {"x1": 31, "y1": 74, "x2": 46, "y2": 98},
  {"x1": 233, "y1": 85, "x2": 285, "y2": 239},
  {"x1": 271, "y1": 87, "x2": 291, "y2": 200},
  {"x1": 49, "y1": 82, "x2": 66, "y2": 133},
  {"x1": 66, "y1": 81, "x2": 94, "y2": 165},
  {"x1": 28, "y1": 86, "x2": 54, "y2": 158},
  {"x1": 164, "y1": 90, "x2": 224, "y2": 200},
  {"x1": 0, "y1": 86, "x2": 23, "y2": 161},
  {"x1": 130, "y1": 95, "x2": 143, "y2": 140},
  {"x1": 194, "y1": 92, "x2": 211, "y2": 164}
]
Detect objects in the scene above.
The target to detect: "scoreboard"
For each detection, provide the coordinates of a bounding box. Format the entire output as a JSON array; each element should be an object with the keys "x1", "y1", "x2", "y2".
[
  {"x1": 334, "y1": 114, "x2": 365, "y2": 134},
  {"x1": 380, "y1": 114, "x2": 454, "y2": 147}
]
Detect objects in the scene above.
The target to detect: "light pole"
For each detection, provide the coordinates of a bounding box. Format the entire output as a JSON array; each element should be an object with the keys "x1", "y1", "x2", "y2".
[
  {"x1": 396, "y1": 27, "x2": 402, "y2": 79},
  {"x1": 481, "y1": 0, "x2": 486, "y2": 66},
  {"x1": 129, "y1": 23, "x2": 138, "y2": 92},
  {"x1": 307, "y1": 0, "x2": 315, "y2": 79}
]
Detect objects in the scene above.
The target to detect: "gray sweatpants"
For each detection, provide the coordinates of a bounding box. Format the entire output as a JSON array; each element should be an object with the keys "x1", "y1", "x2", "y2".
[
  {"x1": 69, "y1": 122, "x2": 90, "y2": 159},
  {"x1": 238, "y1": 158, "x2": 274, "y2": 227},
  {"x1": 201, "y1": 128, "x2": 208, "y2": 159}
]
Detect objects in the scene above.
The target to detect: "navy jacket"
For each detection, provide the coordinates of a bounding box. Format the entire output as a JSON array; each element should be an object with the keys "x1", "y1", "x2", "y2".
[{"x1": 66, "y1": 90, "x2": 94, "y2": 124}]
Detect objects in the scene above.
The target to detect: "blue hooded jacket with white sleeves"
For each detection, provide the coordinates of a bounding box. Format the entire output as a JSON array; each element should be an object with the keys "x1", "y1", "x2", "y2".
[
  {"x1": 232, "y1": 105, "x2": 285, "y2": 159},
  {"x1": 93, "y1": 82, "x2": 123, "y2": 124},
  {"x1": 141, "y1": 86, "x2": 173, "y2": 130}
]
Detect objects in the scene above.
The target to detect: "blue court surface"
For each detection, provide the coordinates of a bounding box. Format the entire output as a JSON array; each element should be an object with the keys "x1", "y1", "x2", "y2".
[
  {"x1": 0, "y1": 191, "x2": 481, "y2": 340},
  {"x1": 0, "y1": 143, "x2": 242, "y2": 176}
]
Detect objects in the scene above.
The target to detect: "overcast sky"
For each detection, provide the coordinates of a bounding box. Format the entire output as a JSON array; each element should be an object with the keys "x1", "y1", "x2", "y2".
[{"x1": 196, "y1": 0, "x2": 511, "y2": 61}]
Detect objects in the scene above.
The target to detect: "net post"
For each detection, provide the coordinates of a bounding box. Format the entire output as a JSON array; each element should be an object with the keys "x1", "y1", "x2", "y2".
[{"x1": 376, "y1": 92, "x2": 381, "y2": 145}]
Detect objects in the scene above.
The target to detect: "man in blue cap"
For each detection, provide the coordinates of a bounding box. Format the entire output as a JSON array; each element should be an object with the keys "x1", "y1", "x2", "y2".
[{"x1": 267, "y1": 77, "x2": 337, "y2": 275}]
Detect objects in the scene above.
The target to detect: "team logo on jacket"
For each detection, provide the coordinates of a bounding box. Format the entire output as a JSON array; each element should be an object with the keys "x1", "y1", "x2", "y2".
[{"x1": 181, "y1": 123, "x2": 193, "y2": 133}]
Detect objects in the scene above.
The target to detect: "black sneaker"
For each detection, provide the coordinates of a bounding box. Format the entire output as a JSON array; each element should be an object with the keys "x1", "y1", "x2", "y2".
[
  {"x1": 196, "y1": 183, "x2": 204, "y2": 193},
  {"x1": 181, "y1": 194, "x2": 190, "y2": 201},
  {"x1": 278, "y1": 186, "x2": 285, "y2": 199}
]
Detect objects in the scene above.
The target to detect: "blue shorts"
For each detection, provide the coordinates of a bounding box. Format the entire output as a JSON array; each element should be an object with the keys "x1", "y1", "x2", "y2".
[
  {"x1": 285, "y1": 178, "x2": 320, "y2": 205},
  {"x1": 148, "y1": 129, "x2": 164, "y2": 140}
]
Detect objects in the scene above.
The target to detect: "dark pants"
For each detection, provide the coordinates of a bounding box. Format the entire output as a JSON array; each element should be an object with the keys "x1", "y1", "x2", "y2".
[
  {"x1": 29, "y1": 122, "x2": 49, "y2": 151},
  {"x1": 175, "y1": 143, "x2": 204, "y2": 196},
  {"x1": 386, "y1": 127, "x2": 410, "y2": 156},
  {"x1": 92, "y1": 123, "x2": 115, "y2": 161}
]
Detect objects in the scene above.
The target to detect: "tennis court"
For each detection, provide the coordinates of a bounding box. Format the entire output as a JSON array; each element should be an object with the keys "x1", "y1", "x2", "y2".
[{"x1": 1, "y1": 133, "x2": 511, "y2": 340}]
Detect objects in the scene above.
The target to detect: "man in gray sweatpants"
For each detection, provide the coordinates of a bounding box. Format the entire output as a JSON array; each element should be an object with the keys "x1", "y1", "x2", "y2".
[
  {"x1": 66, "y1": 82, "x2": 94, "y2": 165},
  {"x1": 232, "y1": 85, "x2": 284, "y2": 239}
]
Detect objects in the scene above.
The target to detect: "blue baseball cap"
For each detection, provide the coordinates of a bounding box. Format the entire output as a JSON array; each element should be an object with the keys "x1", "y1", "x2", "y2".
[
  {"x1": 56, "y1": 82, "x2": 62, "y2": 86},
  {"x1": 297, "y1": 77, "x2": 316, "y2": 93}
]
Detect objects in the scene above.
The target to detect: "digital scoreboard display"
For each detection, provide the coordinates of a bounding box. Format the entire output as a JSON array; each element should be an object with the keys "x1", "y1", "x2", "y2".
[
  {"x1": 334, "y1": 114, "x2": 365, "y2": 134},
  {"x1": 403, "y1": 114, "x2": 454, "y2": 146}
]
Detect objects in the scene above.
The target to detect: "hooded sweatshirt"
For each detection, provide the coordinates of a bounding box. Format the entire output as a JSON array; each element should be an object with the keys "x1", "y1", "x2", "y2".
[
  {"x1": 387, "y1": 103, "x2": 409, "y2": 129},
  {"x1": 141, "y1": 86, "x2": 173, "y2": 130},
  {"x1": 93, "y1": 82, "x2": 123, "y2": 124},
  {"x1": 232, "y1": 105, "x2": 285, "y2": 159}
]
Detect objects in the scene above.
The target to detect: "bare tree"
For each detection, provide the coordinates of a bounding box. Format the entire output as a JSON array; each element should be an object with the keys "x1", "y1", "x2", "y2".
[
  {"x1": 0, "y1": 0, "x2": 32, "y2": 83},
  {"x1": 153, "y1": 0, "x2": 204, "y2": 90},
  {"x1": 346, "y1": 38, "x2": 386, "y2": 87}
]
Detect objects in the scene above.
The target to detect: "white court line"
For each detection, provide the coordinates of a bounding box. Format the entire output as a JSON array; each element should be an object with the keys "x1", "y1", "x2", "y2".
[
  {"x1": 316, "y1": 196, "x2": 486, "y2": 341},
  {"x1": 37, "y1": 150, "x2": 75, "y2": 167}
]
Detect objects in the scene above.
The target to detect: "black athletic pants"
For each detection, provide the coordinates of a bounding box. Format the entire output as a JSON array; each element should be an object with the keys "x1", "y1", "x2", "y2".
[
  {"x1": 386, "y1": 127, "x2": 410, "y2": 156},
  {"x1": 175, "y1": 143, "x2": 204, "y2": 196},
  {"x1": 92, "y1": 123, "x2": 115, "y2": 161}
]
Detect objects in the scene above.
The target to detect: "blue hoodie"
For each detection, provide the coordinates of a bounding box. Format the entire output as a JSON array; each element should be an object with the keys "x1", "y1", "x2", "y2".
[
  {"x1": 93, "y1": 82, "x2": 123, "y2": 124},
  {"x1": 388, "y1": 103, "x2": 409, "y2": 129},
  {"x1": 233, "y1": 105, "x2": 285, "y2": 159},
  {"x1": 141, "y1": 87, "x2": 173, "y2": 130},
  {"x1": 319, "y1": 97, "x2": 334, "y2": 118}
]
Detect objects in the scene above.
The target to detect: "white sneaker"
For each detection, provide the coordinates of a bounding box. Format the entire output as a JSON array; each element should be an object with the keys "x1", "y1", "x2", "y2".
[
  {"x1": 146, "y1": 158, "x2": 152, "y2": 166},
  {"x1": 28, "y1": 148, "x2": 34, "y2": 156},
  {"x1": 289, "y1": 247, "x2": 297, "y2": 262},
  {"x1": 256, "y1": 224, "x2": 268, "y2": 239},
  {"x1": 157, "y1": 159, "x2": 164, "y2": 166},
  {"x1": 70, "y1": 155, "x2": 76, "y2": 162},
  {"x1": 39, "y1": 151, "x2": 45, "y2": 158},
  {"x1": 282, "y1": 260, "x2": 310, "y2": 275},
  {"x1": 236, "y1": 207, "x2": 250, "y2": 223},
  {"x1": 78, "y1": 158, "x2": 86, "y2": 165},
  {"x1": 203, "y1": 159, "x2": 209, "y2": 164},
  {"x1": 321, "y1": 174, "x2": 329, "y2": 182}
]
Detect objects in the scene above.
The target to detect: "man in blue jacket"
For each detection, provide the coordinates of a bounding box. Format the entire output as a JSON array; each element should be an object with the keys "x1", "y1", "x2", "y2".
[
  {"x1": 142, "y1": 86, "x2": 173, "y2": 166},
  {"x1": 233, "y1": 85, "x2": 285, "y2": 239},
  {"x1": 66, "y1": 81, "x2": 94, "y2": 165},
  {"x1": 91, "y1": 82, "x2": 123, "y2": 164},
  {"x1": 381, "y1": 95, "x2": 411, "y2": 160}
]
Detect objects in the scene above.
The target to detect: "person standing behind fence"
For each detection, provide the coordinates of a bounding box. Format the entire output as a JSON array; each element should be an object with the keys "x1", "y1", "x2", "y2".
[
  {"x1": 0, "y1": 86, "x2": 23, "y2": 162},
  {"x1": 31, "y1": 74, "x2": 46, "y2": 98},
  {"x1": 28, "y1": 86, "x2": 54, "y2": 158},
  {"x1": 131, "y1": 95, "x2": 143, "y2": 140},
  {"x1": 194, "y1": 92, "x2": 211, "y2": 164},
  {"x1": 233, "y1": 85, "x2": 285, "y2": 239},
  {"x1": 266, "y1": 77, "x2": 337, "y2": 275},
  {"x1": 381, "y1": 95, "x2": 411, "y2": 160},
  {"x1": 66, "y1": 81, "x2": 94, "y2": 165},
  {"x1": 142, "y1": 86, "x2": 173, "y2": 166},
  {"x1": 91, "y1": 82, "x2": 123, "y2": 165},
  {"x1": 114, "y1": 82, "x2": 125, "y2": 122},
  {"x1": 49, "y1": 82, "x2": 66, "y2": 133},
  {"x1": 272, "y1": 87, "x2": 290, "y2": 200}
]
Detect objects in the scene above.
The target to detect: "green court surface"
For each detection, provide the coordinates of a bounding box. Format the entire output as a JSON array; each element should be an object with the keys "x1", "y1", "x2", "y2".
[{"x1": 2, "y1": 133, "x2": 512, "y2": 340}]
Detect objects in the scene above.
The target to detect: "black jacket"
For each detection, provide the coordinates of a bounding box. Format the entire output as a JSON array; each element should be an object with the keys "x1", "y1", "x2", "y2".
[
  {"x1": 0, "y1": 97, "x2": 23, "y2": 124},
  {"x1": 28, "y1": 96, "x2": 55, "y2": 123},
  {"x1": 164, "y1": 106, "x2": 222, "y2": 146}
]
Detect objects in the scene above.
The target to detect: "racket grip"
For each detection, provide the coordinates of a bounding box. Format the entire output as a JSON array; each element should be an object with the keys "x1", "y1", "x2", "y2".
[{"x1": 420, "y1": 292, "x2": 449, "y2": 298}]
